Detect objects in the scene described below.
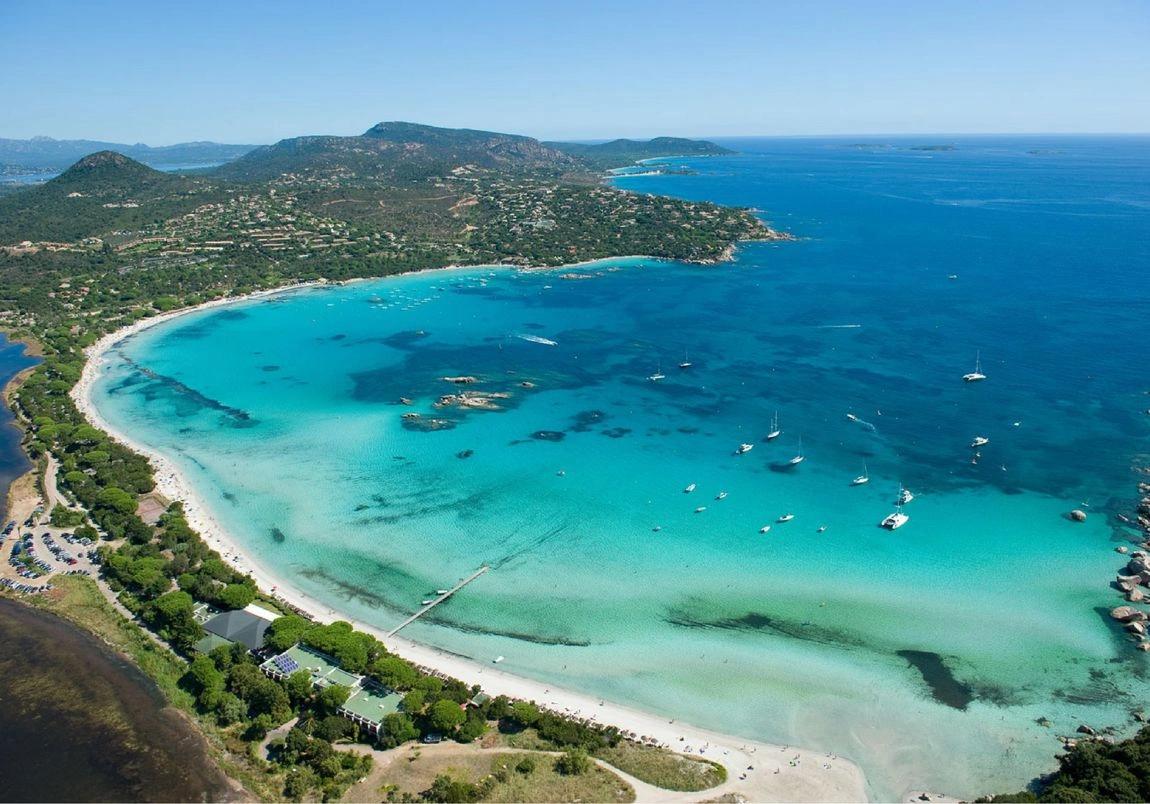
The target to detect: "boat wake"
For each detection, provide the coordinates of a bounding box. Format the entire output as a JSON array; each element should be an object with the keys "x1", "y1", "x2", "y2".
[
  {"x1": 515, "y1": 333, "x2": 558, "y2": 346},
  {"x1": 816, "y1": 323, "x2": 863, "y2": 329}
]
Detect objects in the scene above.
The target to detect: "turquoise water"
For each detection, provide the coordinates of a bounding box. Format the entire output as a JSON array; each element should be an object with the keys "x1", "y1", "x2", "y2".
[{"x1": 91, "y1": 137, "x2": 1150, "y2": 798}]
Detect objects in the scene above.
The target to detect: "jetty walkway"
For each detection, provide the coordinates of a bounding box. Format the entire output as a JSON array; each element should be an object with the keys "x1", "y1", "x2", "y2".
[{"x1": 386, "y1": 565, "x2": 489, "y2": 637}]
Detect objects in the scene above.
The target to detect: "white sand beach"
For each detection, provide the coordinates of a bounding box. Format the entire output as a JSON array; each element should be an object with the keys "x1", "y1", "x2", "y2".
[{"x1": 70, "y1": 279, "x2": 870, "y2": 803}]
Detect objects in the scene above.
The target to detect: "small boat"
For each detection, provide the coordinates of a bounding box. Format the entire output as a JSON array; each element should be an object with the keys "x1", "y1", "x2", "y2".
[
  {"x1": 516, "y1": 333, "x2": 558, "y2": 346},
  {"x1": 652, "y1": 525, "x2": 662, "y2": 532},
  {"x1": 648, "y1": 369, "x2": 666, "y2": 382},
  {"x1": 735, "y1": 443, "x2": 754, "y2": 455},
  {"x1": 421, "y1": 600, "x2": 434, "y2": 606},
  {"x1": 684, "y1": 483, "x2": 697, "y2": 493},
  {"x1": 963, "y1": 351, "x2": 987, "y2": 382},
  {"x1": 777, "y1": 513, "x2": 794, "y2": 523},
  {"x1": 788, "y1": 436, "x2": 805, "y2": 465},
  {"x1": 436, "y1": 589, "x2": 449, "y2": 595},
  {"x1": 846, "y1": 413, "x2": 859, "y2": 422},
  {"x1": 897, "y1": 486, "x2": 915, "y2": 505},
  {"x1": 759, "y1": 525, "x2": 772, "y2": 534},
  {"x1": 493, "y1": 655, "x2": 505, "y2": 663},
  {"x1": 971, "y1": 436, "x2": 990, "y2": 448},
  {"x1": 679, "y1": 349, "x2": 692, "y2": 369},
  {"x1": 716, "y1": 491, "x2": 728, "y2": 500},
  {"x1": 881, "y1": 508, "x2": 909, "y2": 530},
  {"x1": 817, "y1": 525, "x2": 827, "y2": 533},
  {"x1": 766, "y1": 411, "x2": 782, "y2": 441},
  {"x1": 695, "y1": 506, "x2": 707, "y2": 513},
  {"x1": 851, "y1": 462, "x2": 869, "y2": 486}
]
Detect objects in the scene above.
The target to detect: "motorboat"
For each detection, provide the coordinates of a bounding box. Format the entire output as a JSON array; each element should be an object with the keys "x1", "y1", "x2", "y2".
[
  {"x1": 735, "y1": 443, "x2": 754, "y2": 455},
  {"x1": 777, "y1": 513, "x2": 794, "y2": 523},
  {"x1": 684, "y1": 483, "x2": 697, "y2": 493},
  {"x1": 971, "y1": 436, "x2": 989, "y2": 448}
]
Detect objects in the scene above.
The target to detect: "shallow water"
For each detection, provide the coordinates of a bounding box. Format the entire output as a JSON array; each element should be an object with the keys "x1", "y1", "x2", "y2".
[
  {"x1": 0, "y1": 599, "x2": 234, "y2": 802},
  {"x1": 91, "y1": 136, "x2": 1150, "y2": 798}
]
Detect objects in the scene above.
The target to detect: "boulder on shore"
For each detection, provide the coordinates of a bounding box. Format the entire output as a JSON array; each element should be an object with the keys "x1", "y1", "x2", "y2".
[
  {"x1": 1126, "y1": 621, "x2": 1146, "y2": 635},
  {"x1": 1129, "y1": 588, "x2": 1146, "y2": 603}
]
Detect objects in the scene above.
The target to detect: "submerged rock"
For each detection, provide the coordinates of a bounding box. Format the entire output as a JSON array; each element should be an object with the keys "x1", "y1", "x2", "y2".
[
  {"x1": 1110, "y1": 606, "x2": 1147, "y2": 623},
  {"x1": 1070, "y1": 509, "x2": 1088, "y2": 522}
]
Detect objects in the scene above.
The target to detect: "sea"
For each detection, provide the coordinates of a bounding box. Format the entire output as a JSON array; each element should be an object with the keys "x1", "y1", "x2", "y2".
[{"x1": 88, "y1": 136, "x2": 1150, "y2": 799}]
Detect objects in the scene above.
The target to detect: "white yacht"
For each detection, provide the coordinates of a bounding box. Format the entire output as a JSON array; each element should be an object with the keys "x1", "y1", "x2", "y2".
[
  {"x1": 648, "y1": 367, "x2": 666, "y2": 381},
  {"x1": 716, "y1": 491, "x2": 728, "y2": 500},
  {"x1": 897, "y1": 486, "x2": 915, "y2": 505},
  {"x1": 963, "y1": 351, "x2": 987, "y2": 382},
  {"x1": 759, "y1": 525, "x2": 772, "y2": 534},
  {"x1": 817, "y1": 525, "x2": 828, "y2": 533},
  {"x1": 695, "y1": 506, "x2": 707, "y2": 513},
  {"x1": 735, "y1": 443, "x2": 754, "y2": 455},
  {"x1": 971, "y1": 436, "x2": 990, "y2": 448},
  {"x1": 881, "y1": 508, "x2": 909, "y2": 530},
  {"x1": 684, "y1": 483, "x2": 697, "y2": 493},
  {"x1": 777, "y1": 513, "x2": 795, "y2": 523},
  {"x1": 851, "y1": 462, "x2": 869, "y2": 486},
  {"x1": 766, "y1": 411, "x2": 782, "y2": 441},
  {"x1": 788, "y1": 436, "x2": 805, "y2": 465},
  {"x1": 678, "y1": 349, "x2": 692, "y2": 369}
]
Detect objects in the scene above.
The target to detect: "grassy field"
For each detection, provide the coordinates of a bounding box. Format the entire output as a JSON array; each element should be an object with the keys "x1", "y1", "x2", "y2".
[
  {"x1": 499, "y1": 727, "x2": 725, "y2": 792},
  {"x1": 368, "y1": 744, "x2": 634, "y2": 803},
  {"x1": 593, "y1": 741, "x2": 726, "y2": 792}
]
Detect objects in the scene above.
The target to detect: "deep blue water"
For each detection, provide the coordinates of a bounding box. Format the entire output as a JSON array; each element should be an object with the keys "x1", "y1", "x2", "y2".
[{"x1": 91, "y1": 136, "x2": 1150, "y2": 798}]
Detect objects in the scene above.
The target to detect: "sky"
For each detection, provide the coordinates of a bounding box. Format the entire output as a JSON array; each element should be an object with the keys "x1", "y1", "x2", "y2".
[{"x1": 1, "y1": 0, "x2": 1148, "y2": 144}]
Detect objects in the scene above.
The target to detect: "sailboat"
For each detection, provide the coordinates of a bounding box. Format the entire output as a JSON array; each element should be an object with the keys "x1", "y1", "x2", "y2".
[
  {"x1": 897, "y1": 484, "x2": 915, "y2": 505},
  {"x1": 788, "y1": 435, "x2": 805, "y2": 465},
  {"x1": 678, "y1": 349, "x2": 692, "y2": 369},
  {"x1": 963, "y1": 351, "x2": 987, "y2": 382},
  {"x1": 881, "y1": 505, "x2": 909, "y2": 530},
  {"x1": 648, "y1": 361, "x2": 666, "y2": 382},
  {"x1": 766, "y1": 411, "x2": 782, "y2": 441},
  {"x1": 851, "y1": 462, "x2": 869, "y2": 485}
]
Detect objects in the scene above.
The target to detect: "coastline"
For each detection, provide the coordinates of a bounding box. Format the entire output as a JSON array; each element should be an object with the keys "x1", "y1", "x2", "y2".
[{"x1": 70, "y1": 264, "x2": 871, "y2": 803}]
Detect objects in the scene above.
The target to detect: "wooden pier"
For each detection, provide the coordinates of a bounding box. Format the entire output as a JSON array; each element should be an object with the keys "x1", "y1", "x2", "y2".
[{"x1": 386, "y1": 565, "x2": 490, "y2": 637}]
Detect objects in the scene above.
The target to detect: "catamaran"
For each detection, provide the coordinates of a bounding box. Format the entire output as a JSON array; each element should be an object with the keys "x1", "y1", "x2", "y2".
[
  {"x1": 789, "y1": 436, "x2": 805, "y2": 465},
  {"x1": 963, "y1": 351, "x2": 987, "y2": 382},
  {"x1": 766, "y1": 411, "x2": 782, "y2": 441},
  {"x1": 851, "y1": 462, "x2": 869, "y2": 485},
  {"x1": 881, "y1": 506, "x2": 909, "y2": 530},
  {"x1": 648, "y1": 363, "x2": 666, "y2": 381}
]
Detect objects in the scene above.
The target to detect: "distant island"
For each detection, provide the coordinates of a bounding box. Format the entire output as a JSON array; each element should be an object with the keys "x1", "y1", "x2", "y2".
[{"x1": 0, "y1": 136, "x2": 258, "y2": 177}]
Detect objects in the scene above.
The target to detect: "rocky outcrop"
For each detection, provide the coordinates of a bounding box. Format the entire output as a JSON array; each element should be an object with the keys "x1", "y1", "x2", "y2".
[
  {"x1": 1070, "y1": 509, "x2": 1088, "y2": 522},
  {"x1": 1110, "y1": 606, "x2": 1147, "y2": 623}
]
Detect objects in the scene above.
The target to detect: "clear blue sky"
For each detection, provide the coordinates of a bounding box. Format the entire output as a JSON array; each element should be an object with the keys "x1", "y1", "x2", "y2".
[{"x1": 2, "y1": 0, "x2": 1147, "y2": 144}]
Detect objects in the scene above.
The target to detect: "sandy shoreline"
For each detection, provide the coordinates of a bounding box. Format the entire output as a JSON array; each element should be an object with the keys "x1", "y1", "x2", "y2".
[{"x1": 70, "y1": 268, "x2": 871, "y2": 802}]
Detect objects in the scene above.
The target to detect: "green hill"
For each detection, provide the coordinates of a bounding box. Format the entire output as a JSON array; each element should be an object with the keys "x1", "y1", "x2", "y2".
[
  {"x1": 0, "y1": 151, "x2": 219, "y2": 243},
  {"x1": 215, "y1": 121, "x2": 578, "y2": 183},
  {"x1": 545, "y1": 136, "x2": 732, "y2": 168}
]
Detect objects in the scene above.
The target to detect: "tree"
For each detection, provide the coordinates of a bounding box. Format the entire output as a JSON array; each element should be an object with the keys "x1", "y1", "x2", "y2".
[
  {"x1": 266, "y1": 615, "x2": 313, "y2": 651},
  {"x1": 424, "y1": 774, "x2": 483, "y2": 804},
  {"x1": 457, "y1": 713, "x2": 487, "y2": 743},
  {"x1": 286, "y1": 670, "x2": 313, "y2": 705},
  {"x1": 401, "y1": 689, "x2": 426, "y2": 714},
  {"x1": 218, "y1": 582, "x2": 256, "y2": 610},
  {"x1": 215, "y1": 692, "x2": 247, "y2": 726},
  {"x1": 317, "y1": 683, "x2": 350, "y2": 715},
  {"x1": 428, "y1": 699, "x2": 465, "y2": 734},
  {"x1": 184, "y1": 654, "x2": 224, "y2": 698},
  {"x1": 381, "y1": 712, "x2": 419, "y2": 747},
  {"x1": 95, "y1": 486, "x2": 137, "y2": 515},
  {"x1": 515, "y1": 756, "x2": 536, "y2": 775},
  {"x1": 554, "y1": 748, "x2": 592, "y2": 776}
]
